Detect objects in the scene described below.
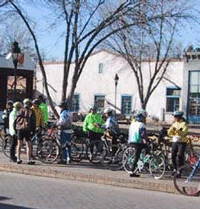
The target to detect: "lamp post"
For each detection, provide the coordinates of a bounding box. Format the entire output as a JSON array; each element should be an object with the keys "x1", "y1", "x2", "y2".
[
  {"x1": 11, "y1": 41, "x2": 21, "y2": 102},
  {"x1": 114, "y1": 73, "x2": 119, "y2": 115}
]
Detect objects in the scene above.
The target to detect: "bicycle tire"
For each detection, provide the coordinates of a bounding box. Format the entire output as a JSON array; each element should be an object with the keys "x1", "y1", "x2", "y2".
[
  {"x1": 149, "y1": 154, "x2": 166, "y2": 180},
  {"x1": 71, "y1": 140, "x2": 87, "y2": 162},
  {"x1": 38, "y1": 138, "x2": 59, "y2": 163},
  {"x1": 86, "y1": 140, "x2": 106, "y2": 164},
  {"x1": 122, "y1": 147, "x2": 135, "y2": 174},
  {"x1": 174, "y1": 164, "x2": 200, "y2": 196},
  {"x1": 186, "y1": 144, "x2": 200, "y2": 165},
  {"x1": 2, "y1": 135, "x2": 12, "y2": 159}
]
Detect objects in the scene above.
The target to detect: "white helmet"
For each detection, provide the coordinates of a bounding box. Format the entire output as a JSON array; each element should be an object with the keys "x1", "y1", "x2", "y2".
[{"x1": 104, "y1": 108, "x2": 113, "y2": 114}]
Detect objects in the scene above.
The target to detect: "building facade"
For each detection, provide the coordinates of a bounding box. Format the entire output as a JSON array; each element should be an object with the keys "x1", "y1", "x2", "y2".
[{"x1": 36, "y1": 50, "x2": 192, "y2": 123}]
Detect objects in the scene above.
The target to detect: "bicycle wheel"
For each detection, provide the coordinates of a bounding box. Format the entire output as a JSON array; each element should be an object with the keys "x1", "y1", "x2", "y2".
[
  {"x1": 122, "y1": 147, "x2": 135, "y2": 174},
  {"x1": 2, "y1": 134, "x2": 12, "y2": 158},
  {"x1": 174, "y1": 164, "x2": 200, "y2": 196},
  {"x1": 38, "y1": 139, "x2": 59, "y2": 163},
  {"x1": 71, "y1": 140, "x2": 87, "y2": 162},
  {"x1": 86, "y1": 140, "x2": 106, "y2": 164},
  {"x1": 104, "y1": 147, "x2": 125, "y2": 171},
  {"x1": 186, "y1": 145, "x2": 200, "y2": 165},
  {"x1": 149, "y1": 154, "x2": 166, "y2": 180}
]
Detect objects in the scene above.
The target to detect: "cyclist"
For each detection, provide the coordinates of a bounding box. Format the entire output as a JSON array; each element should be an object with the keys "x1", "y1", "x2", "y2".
[
  {"x1": 83, "y1": 105, "x2": 105, "y2": 141},
  {"x1": 31, "y1": 99, "x2": 46, "y2": 130},
  {"x1": 38, "y1": 95, "x2": 49, "y2": 125},
  {"x1": 167, "y1": 111, "x2": 188, "y2": 176},
  {"x1": 15, "y1": 98, "x2": 36, "y2": 164},
  {"x1": 9, "y1": 101, "x2": 23, "y2": 162},
  {"x1": 128, "y1": 112, "x2": 148, "y2": 177},
  {"x1": 57, "y1": 101, "x2": 73, "y2": 164},
  {"x1": 2, "y1": 100, "x2": 13, "y2": 135},
  {"x1": 101, "y1": 108, "x2": 119, "y2": 156}
]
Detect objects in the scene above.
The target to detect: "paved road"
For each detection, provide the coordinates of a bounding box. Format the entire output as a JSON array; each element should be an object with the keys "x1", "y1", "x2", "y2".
[{"x1": 0, "y1": 172, "x2": 200, "y2": 209}]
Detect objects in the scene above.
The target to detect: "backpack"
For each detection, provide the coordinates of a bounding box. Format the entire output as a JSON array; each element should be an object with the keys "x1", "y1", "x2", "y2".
[{"x1": 15, "y1": 108, "x2": 36, "y2": 132}]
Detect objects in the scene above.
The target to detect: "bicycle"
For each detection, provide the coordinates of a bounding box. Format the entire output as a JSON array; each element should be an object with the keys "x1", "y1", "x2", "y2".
[
  {"x1": 101, "y1": 132, "x2": 128, "y2": 170},
  {"x1": 174, "y1": 155, "x2": 200, "y2": 196},
  {"x1": 1, "y1": 127, "x2": 13, "y2": 159},
  {"x1": 41, "y1": 123, "x2": 89, "y2": 163},
  {"x1": 122, "y1": 138, "x2": 166, "y2": 180}
]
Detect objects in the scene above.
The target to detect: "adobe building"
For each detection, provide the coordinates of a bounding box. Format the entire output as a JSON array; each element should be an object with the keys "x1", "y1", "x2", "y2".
[
  {"x1": 0, "y1": 53, "x2": 36, "y2": 110},
  {"x1": 36, "y1": 50, "x2": 185, "y2": 123}
]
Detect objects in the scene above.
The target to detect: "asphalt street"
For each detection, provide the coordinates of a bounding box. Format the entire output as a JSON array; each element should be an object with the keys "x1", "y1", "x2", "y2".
[{"x1": 0, "y1": 172, "x2": 200, "y2": 209}]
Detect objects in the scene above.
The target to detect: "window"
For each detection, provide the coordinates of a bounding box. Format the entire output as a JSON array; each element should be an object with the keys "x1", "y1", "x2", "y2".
[
  {"x1": 121, "y1": 96, "x2": 132, "y2": 115},
  {"x1": 98, "y1": 63, "x2": 103, "y2": 74},
  {"x1": 94, "y1": 95, "x2": 105, "y2": 112},
  {"x1": 72, "y1": 94, "x2": 79, "y2": 112},
  {"x1": 188, "y1": 71, "x2": 200, "y2": 118},
  {"x1": 166, "y1": 87, "x2": 181, "y2": 112}
]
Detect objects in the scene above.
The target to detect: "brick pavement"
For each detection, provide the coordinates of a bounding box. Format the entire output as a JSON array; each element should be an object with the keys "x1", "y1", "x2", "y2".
[{"x1": 0, "y1": 152, "x2": 178, "y2": 195}]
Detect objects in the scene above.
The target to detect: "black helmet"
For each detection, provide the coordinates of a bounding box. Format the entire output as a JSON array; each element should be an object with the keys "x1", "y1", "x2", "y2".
[
  {"x1": 7, "y1": 100, "x2": 14, "y2": 106},
  {"x1": 58, "y1": 101, "x2": 68, "y2": 108}
]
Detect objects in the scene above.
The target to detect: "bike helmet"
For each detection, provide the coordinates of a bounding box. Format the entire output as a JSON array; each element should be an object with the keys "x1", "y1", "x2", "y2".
[
  {"x1": 23, "y1": 98, "x2": 32, "y2": 107},
  {"x1": 58, "y1": 101, "x2": 68, "y2": 108},
  {"x1": 13, "y1": 101, "x2": 23, "y2": 110},
  {"x1": 90, "y1": 104, "x2": 97, "y2": 110},
  {"x1": 7, "y1": 100, "x2": 14, "y2": 106},
  {"x1": 32, "y1": 99, "x2": 40, "y2": 106},
  {"x1": 173, "y1": 111, "x2": 184, "y2": 117},
  {"x1": 136, "y1": 113, "x2": 146, "y2": 122},
  {"x1": 104, "y1": 108, "x2": 113, "y2": 114}
]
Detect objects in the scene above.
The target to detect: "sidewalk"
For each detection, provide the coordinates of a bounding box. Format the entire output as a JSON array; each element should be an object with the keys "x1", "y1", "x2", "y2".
[{"x1": 0, "y1": 152, "x2": 179, "y2": 195}]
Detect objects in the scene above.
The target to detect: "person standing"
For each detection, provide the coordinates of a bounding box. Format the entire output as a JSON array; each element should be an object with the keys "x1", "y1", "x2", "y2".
[
  {"x1": 100, "y1": 108, "x2": 119, "y2": 156},
  {"x1": 15, "y1": 98, "x2": 36, "y2": 164},
  {"x1": 38, "y1": 95, "x2": 49, "y2": 125},
  {"x1": 58, "y1": 101, "x2": 73, "y2": 164},
  {"x1": 83, "y1": 105, "x2": 105, "y2": 141},
  {"x1": 31, "y1": 99, "x2": 45, "y2": 130},
  {"x1": 167, "y1": 111, "x2": 188, "y2": 176},
  {"x1": 128, "y1": 112, "x2": 148, "y2": 177},
  {"x1": 9, "y1": 101, "x2": 23, "y2": 162},
  {"x1": 2, "y1": 100, "x2": 13, "y2": 135}
]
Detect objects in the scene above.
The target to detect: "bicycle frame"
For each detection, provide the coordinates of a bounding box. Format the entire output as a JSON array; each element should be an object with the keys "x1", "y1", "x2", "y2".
[{"x1": 187, "y1": 158, "x2": 200, "y2": 182}]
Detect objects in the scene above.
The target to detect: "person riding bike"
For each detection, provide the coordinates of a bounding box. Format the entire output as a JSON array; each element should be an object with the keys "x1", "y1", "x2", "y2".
[{"x1": 83, "y1": 105, "x2": 105, "y2": 141}]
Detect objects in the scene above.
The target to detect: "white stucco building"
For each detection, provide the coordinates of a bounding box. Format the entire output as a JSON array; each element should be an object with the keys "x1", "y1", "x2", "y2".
[{"x1": 35, "y1": 50, "x2": 200, "y2": 123}]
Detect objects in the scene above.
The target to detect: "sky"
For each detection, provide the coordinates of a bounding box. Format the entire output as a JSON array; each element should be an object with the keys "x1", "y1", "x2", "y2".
[{"x1": 2, "y1": 0, "x2": 200, "y2": 61}]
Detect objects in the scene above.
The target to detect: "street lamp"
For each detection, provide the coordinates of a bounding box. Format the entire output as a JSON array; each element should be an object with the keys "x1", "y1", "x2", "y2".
[
  {"x1": 11, "y1": 41, "x2": 21, "y2": 101},
  {"x1": 114, "y1": 73, "x2": 119, "y2": 115}
]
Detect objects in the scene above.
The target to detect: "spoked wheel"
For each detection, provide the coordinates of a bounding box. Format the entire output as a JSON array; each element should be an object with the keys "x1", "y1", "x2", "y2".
[
  {"x1": 86, "y1": 140, "x2": 106, "y2": 164},
  {"x1": 38, "y1": 139, "x2": 59, "y2": 164},
  {"x1": 71, "y1": 141, "x2": 86, "y2": 162},
  {"x1": 149, "y1": 154, "x2": 166, "y2": 180},
  {"x1": 2, "y1": 134, "x2": 12, "y2": 159},
  {"x1": 122, "y1": 147, "x2": 135, "y2": 174},
  {"x1": 103, "y1": 148, "x2": 124, "y2": 171},
  {"x1": 174, "y1": 165, "x2": 200, "y2": 196}
]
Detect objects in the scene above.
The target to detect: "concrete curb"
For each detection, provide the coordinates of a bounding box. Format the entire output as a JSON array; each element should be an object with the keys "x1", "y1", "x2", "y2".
[{"x1": 0, "y1": 162, "x2": 179, "y2": 194}]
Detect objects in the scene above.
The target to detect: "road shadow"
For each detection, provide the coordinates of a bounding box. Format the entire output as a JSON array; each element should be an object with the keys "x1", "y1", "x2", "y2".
[{"x1": 0, "y1": 197, "x2": 35, "y2": 209}]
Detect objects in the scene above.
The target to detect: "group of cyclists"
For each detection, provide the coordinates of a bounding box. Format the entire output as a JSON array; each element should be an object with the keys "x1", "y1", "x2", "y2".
[
  {"x1": 2, "y1": 97, "x2": 189, "y2": 178},
  {"x1": 2, "y1": 95, "x2": 48, "y2": 164}
]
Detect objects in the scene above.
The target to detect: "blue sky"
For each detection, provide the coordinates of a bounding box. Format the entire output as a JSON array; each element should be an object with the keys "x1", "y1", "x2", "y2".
[{"x1": 21, "y1": 0, "x2": 200, "y2": 60}]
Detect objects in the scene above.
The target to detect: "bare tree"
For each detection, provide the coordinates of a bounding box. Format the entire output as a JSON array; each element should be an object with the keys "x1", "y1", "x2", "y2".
[{"x1": 104, "y1": 0, "x2": 197, "y2": 110}]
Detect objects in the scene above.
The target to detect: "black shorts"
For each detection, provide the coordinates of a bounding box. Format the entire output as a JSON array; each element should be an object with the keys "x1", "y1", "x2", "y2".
[{"x1": 17, "y1": 130, "x2": 31, "y2": 142}]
